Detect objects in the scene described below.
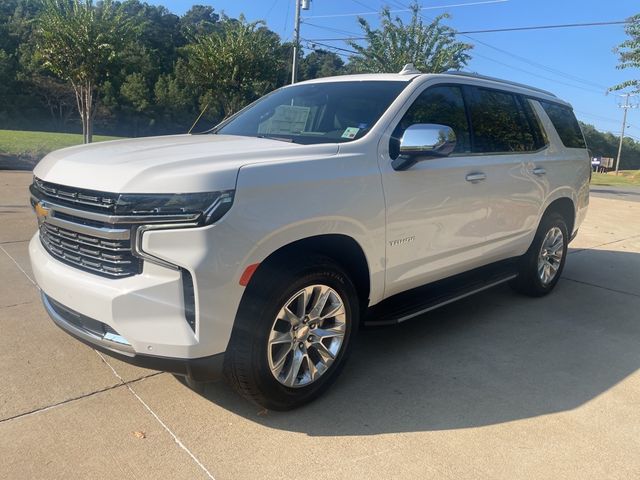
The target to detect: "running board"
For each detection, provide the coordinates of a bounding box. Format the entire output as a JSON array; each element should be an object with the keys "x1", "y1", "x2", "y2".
[{"x1": 364, "y1": 260, "x2": 518, "y2": 326}]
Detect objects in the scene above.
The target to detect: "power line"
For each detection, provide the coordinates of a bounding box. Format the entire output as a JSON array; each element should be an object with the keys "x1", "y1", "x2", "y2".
[
  {"x1": 464, "y1": 36, "x2": 611, "y2": 91},
  {"x1": 302, "y1": 14, "x2": 615, "y2": 92},
  {"x1": 264, "y1": 0, "x2": 281, "y2": 18},
  {"x1": 471, "y1": 51, "x2": 605, "y2": 95},
  {"x1": 302, "y1": 38, "x2": 359, "y2": 55},
  {"x1": 305, "y1": 45, "x2": 352, "y2": 59},
  {"x1": 348, "y1": 0, "x2": 378, "y2": 12},
  {"x1": 306, "y1": 19, "x2": 631, "y2": 41},
  {"x1": 282, "y1": 0, "x2": 291, "y2": 37},
  {"x1": 303, "y1": 0, "x2": 622, "y2": 96},
  {"x1": 460, "y1": 20, "x2": 629, "y2": 34},
  {"x1": 301, "y1": 39, "x2": 616, "y2": 98},
  {"x1": 303, "y1": 0, "x2": 508, "y2": 19},
  {"x1": 387, "y1": 0, "x2": 614, "y2": 94},
  {"x1": 575, "y1": 110, "x2": 623, "y2": 124},
  {"x1": 301, "y1": 21, "x2": 361, "y2": 37}
]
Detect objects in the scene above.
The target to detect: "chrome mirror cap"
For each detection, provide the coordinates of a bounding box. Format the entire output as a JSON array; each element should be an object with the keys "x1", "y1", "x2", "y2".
[
  {"x1": 393, "y1": 123, "x2": 457, "y2": 171},
  {"x1": 399, "y1": 123, "x2": 457, "y2": 156}
]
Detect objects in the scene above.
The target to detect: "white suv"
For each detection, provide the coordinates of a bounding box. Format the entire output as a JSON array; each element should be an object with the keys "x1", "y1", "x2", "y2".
[{"x1": 29, "y1": 68, "x2": 590, "y2": 410}]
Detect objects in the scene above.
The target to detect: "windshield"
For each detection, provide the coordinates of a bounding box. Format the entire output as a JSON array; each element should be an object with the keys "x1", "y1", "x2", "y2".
[{"x1": 216, "y1": 81, "x2": 407, "y2": 144}]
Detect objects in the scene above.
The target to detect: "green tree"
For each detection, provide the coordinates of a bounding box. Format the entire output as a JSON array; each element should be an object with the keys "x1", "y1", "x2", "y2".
[
  {"x1": 0, "y1": 49, "x2": 10, "y2": 100},
  {"x1": 36, "y1": 0, "x2": 134, "y2": 142},
  {"x1": 120, "y1": 72, "x2": 150, "y2": 136},
  {"x1": 348, "y1": 2, "x2": 472, "y2": 74},
  {"x1": 580, "y1": 121, "x2": 640, "y2": 169},
  {"x1": 299, "y1": 49, "x2": 345, "y2": 80},
  {"x1": 184, "y1": 15, "x2": 284, "y2": 117},
  {"x1": 121, "y1": 73, "x2": 150, "y2": 113},
  {"x1": 180, "y1": 5, "x2": 219, "y2": 37},
  {"x1": 611, "y1": 14, "x2": 640, "y2": 92}
]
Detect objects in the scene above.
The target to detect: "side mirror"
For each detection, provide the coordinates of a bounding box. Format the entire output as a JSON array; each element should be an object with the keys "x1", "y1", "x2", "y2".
[{"x1": 392, "y1": 123, "x2": 457, "y2": 171}]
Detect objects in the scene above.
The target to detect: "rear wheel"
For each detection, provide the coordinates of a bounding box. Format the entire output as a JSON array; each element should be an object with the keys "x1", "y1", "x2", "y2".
[
  {"x1": 224, "y1": 256, "x2": 359, "y2": 410},
  {"x1": 512, "y1": 212, "x2": 568, "y2": 297}
]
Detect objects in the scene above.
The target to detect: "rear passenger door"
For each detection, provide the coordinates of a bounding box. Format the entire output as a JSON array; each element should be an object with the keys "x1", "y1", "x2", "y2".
[{"x1": 465, "y1": 86, "x2": 549, "y2": 261}]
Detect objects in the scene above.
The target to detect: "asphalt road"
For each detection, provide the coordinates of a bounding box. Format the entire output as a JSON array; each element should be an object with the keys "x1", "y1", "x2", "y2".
[
  {"x1": 590, "y1": 184, "x2": 640, "y2": 203},
  {"x1": 2, "y1": 170, "x2": 640, "y2": 479}
]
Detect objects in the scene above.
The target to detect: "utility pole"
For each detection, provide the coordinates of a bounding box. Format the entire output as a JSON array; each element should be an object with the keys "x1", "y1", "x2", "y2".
[
  {"x1": 291, "y1": 0, "x2": 311, "y2": 84},
  {"x1": 615, "y1": 93, "x2": 638, "y2": 175}
]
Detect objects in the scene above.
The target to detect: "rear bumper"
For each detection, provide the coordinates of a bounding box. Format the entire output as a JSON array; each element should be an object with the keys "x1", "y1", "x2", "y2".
[{"x1": 42, "y1": 291, "x2": 224, "y2": 381}]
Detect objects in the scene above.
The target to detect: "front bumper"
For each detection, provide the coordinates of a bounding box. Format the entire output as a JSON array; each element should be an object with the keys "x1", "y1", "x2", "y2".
[
  {"x1": 41, "y1": 290, "x2": 225, "y2": 381},
  {"x1": 29, "y1": 232, "x2": 233, "y2": 360}
]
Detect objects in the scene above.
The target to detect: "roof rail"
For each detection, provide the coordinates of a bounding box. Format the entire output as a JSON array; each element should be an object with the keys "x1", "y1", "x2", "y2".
[{"x1": 444, "y1": 71, "x2": 558, "y2": 98}]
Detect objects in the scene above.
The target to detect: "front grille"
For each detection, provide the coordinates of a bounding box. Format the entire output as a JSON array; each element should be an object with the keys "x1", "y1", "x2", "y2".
[
  {"x1": 32, "y1": 178, "x2": 143, "y2": 279},
  {"x1": 40, "y1": 222, "x2": 141, "y2": 278}
]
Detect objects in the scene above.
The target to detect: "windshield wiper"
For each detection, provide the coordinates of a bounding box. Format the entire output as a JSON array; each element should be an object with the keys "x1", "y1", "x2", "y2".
[{"x1": 256, "y1": 134, "x2": 295, "y2": 143}]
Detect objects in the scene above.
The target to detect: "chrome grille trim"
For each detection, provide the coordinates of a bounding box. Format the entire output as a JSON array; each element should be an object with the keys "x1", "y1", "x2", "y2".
[
  {"x1": 30, "y1": 185, "x2": 199, "y2": 225},
  {"x1": 40, "y1": 222, "x2": 140, "y2": 278},
  {"x1": 33, "y1": 177, "x2": 117, "y2": 210},
  {"x1": 44, "y1": 213, "x2": 131, "y2": 240}
]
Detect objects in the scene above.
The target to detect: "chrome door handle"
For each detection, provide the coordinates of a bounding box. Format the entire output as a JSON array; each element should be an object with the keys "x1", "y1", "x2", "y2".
[
  {"x1": 532, "y1": 167, "x2": 546, "y2": 176},
  {"x1": 465, "y1": 172, "x2": 487, "y2": 183}
]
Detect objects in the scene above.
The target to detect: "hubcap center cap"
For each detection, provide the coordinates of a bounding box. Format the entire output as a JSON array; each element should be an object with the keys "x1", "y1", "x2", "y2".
[{"x1": 296, "y1": 325, "x2": 310, "y2": 340}]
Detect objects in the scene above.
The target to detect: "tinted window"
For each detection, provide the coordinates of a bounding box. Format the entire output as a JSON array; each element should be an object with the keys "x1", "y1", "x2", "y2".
[
  {"x1": 519, "y1": 96, "x2": 548, "y2": 149},
  {"x1": 217, "y1": 81, "x2": 407, "y2": 145},
  {"x1": 393, "y1": 85, "x2": 471, "y2": 155},
  {"x1": 468, "y1": 88, "x2": 540, "y2": 153},
  {"x1": 539, "y1": 101, "x2": 586, "y2": 149}
]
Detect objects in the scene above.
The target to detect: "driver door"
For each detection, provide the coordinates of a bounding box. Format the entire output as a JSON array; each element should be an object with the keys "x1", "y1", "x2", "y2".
[{"x1": 378, "y1": 84, "x2": 490, "y2": 298}]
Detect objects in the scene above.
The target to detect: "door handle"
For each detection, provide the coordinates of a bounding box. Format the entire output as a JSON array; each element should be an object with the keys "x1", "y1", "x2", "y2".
[
  {"x1": 532, "y1": 167, "x2": 546, "y2": 176},
  {"x1": 465, "y1": 172, "x2": 487, "y2": 183}
]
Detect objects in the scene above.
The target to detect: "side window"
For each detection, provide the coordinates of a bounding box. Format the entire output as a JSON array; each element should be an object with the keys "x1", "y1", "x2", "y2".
[
  {"x1": 539, "y1": 101, "x2": 586, "y2": 149},
  {"x1": 392, "y1": 85, "x2": 471, "y2": 156},
  {"x1": 518, "y1": 96, "x2": 548, "y2": 149},
  {"x1": 468, "y1": 88, "x2": 540, "y2": 153}
]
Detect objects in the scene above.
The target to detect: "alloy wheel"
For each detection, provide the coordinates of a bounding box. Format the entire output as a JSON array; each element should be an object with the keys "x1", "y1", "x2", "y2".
[
  {"x1": 267, "y1": 284, "x2": 347, "y2": 388},
  {"x1": 538, "y1": 226, "x2": 564, "y2": 285}
]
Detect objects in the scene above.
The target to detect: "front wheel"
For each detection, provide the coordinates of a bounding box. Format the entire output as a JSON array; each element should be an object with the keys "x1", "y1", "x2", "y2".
[
  {"x1": 224, "y1": 256, "x2": 359, "y2": 410},
  {"x1": 512, "y1": 212, "x2": 569, "y2": 297}
]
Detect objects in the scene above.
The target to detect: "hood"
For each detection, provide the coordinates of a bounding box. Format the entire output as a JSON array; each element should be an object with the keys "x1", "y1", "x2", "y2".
[{"x1": 34, "y1": 134, "x2": 339, "y2": 193}]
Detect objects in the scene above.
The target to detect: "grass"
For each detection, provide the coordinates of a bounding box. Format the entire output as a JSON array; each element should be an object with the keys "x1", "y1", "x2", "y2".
[
  {"x1": 0, "y1": 129, "x2": 122, "y2": 158},
  {"x1": 591, "y1": 170, "x2": 640, "y2": 187}
]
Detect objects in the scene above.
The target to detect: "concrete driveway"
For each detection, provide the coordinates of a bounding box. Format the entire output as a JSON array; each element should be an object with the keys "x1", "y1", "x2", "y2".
[{"x1": 1, "y1": 170, "x2": 640, "y2": 479}]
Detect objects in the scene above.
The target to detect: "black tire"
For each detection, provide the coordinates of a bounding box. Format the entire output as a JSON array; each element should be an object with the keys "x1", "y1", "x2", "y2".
[
  {"x1": 224, "y1": 255, "x2": 359, "y2": 411},
  {"x1": 511, "y1": 212, "x2": 569, "y2": 297}
]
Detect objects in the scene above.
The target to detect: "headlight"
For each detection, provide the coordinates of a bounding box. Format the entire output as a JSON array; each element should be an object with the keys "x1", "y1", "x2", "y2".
[{"x1": 114, "y1": 190, "x2": 234, "y2": 225}]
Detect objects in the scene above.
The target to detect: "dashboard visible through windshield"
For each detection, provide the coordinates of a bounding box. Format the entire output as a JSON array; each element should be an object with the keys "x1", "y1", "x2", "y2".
[{"x1": 215, "y1": 81, "x2": 407, "y2": 145}]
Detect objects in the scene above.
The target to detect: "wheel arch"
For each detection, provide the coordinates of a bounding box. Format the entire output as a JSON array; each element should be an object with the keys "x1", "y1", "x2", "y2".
[
  {"x1": 247, "y1": 234, "x2": 372, "y2": 308},
  {"x1": 542, "y1": 196, "x2": 576, "y2": 237}
]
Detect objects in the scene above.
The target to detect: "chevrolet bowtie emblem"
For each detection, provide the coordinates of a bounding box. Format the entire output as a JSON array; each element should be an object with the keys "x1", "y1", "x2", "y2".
[{"x1": 34, "y1": 201, "x2": 50, "y2": 222}]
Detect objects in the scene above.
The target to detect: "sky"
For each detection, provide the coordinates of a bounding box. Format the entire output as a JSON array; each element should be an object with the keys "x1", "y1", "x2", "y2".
[{"x1": 149, "y1": 0, "x2": 639, "y2": 138}]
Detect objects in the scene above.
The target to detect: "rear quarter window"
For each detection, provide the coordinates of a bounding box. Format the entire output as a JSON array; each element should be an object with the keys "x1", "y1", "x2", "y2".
[{"x1": 539, "y1": 101, "x2": 586, "y2": 149}]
